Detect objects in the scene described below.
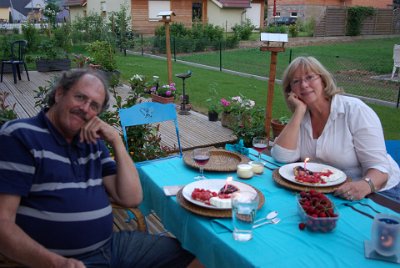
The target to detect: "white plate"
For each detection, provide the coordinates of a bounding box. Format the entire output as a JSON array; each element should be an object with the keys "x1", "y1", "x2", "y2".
[
  {"x1": 278, "y1": 162, "x2": 347, "y2": 187},
  {"x1": 182, "y1": 179, "x2": 256, "y2": 210}
]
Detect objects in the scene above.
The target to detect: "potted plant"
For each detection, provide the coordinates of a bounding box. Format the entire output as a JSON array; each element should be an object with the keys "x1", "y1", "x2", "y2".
[
  {"x1": 149, "y1": 82, "x2": 176, "y2": 104},
  {"x1": 35, "y1": 40, "x2": 71, "y2": 72},
  {"x1": 271, "y1": 116, "x2": 289, "y2": 139},
  {"x1": 206, "y1": 97, "x2": 221, "y2": 121}
]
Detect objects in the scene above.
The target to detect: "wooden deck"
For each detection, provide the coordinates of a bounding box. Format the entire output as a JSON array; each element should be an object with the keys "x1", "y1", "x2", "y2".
[{"x1": 0, "y1": 71, "x2": 237, "y2": 151}]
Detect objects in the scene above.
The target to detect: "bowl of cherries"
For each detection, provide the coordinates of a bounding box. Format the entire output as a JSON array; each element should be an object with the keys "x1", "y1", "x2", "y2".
[{"x1": 297, "y1": 190, "x2": 339, "y2": 232}]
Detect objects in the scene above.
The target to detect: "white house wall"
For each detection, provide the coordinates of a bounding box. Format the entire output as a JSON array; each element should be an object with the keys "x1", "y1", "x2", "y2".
[
  {"x1": 86, "y1": 0, "x2": 130, "y2": 18},
  {"x1": 245, "y1": 3, "x2": 260, "y2": 28},
  {"x1": 207, "y1": 0, "x2": 243, "y2": 32}
]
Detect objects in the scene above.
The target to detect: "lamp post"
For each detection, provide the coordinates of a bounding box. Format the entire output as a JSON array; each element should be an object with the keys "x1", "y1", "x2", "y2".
[
  {"x1": 157, "y1": 11, "x2": 175, "y2": 84},
  {"x1": 260, "y1": 33, "x2": 288, "y2": 143}
]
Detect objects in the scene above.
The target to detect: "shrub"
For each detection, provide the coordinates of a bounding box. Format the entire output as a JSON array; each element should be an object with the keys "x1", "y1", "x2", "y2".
[
  {"x1": 21, "y1": 22, "x2": 38, "y2": 52},
  {"x1": 346, "y1": 6, "x2": 375, "y2": 36},
  {"x1": 88, "y1": 41, "x2": 117, "y2": 71},
  {"x1": 288, "y1": 24, "x2": 299, "y2": 37},
  {"x1": 232, "y1": 19, "x2": 255, "y2": 40}
]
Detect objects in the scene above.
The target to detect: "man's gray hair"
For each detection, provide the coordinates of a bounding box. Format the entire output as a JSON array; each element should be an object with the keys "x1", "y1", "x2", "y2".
[{"x1": 47, "y1": 69, "x2": 110, "y2": 113}]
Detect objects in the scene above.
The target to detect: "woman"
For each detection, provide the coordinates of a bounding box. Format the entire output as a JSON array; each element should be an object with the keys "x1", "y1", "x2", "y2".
[{"x1": 271, "y1": 56, "x2": 400, "y2": 201}]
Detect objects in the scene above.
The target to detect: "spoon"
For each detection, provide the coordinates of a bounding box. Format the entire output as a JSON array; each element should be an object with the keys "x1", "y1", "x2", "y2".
[
  {"x1": 253, "y1": 218, "x2": 281, "y2": 229},
  {"x1": 254, "y1": 211, "x2": 278, "y2": 224}
]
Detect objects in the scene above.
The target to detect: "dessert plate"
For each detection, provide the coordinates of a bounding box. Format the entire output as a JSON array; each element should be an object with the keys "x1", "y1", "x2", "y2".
[
  {"x1": 278, "y1": 162, "x2": 347, "y2": 187},
  {"x1": 182, "y1": 179, "x2": 256, "y2": 210}
]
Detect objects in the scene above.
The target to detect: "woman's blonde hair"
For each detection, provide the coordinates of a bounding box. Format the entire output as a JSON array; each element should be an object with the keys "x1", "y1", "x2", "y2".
[{"x1": 281, "y1": 56, "x2": 343, "y2": 110}]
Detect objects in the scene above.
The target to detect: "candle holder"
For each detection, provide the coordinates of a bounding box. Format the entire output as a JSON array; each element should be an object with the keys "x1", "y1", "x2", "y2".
[{"x1": 175, "y1": 70, "x2": 192, "y2": 115}]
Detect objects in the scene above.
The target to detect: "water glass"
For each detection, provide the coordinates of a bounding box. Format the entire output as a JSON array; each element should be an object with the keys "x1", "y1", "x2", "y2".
[
  {"x1": 231, "y1": 191, "x2": 259, "y2": 242},
  {"x1": 371, "y1": 213, "x2": 400, "y2": 257}
]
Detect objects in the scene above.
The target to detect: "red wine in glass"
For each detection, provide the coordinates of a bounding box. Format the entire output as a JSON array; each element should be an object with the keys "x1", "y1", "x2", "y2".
[
  {"x1": 253, "y1": 143, "x2": 267, "y2": 153},
  {"x1": 252, "y1": 137, "x2": 268, "y2": 162},
  {"x1": 192, "y1": 148, "x2": 210, "y2": 180},
  {"x1": 193, "y1": 155, "x2": 210, "y2": 166}
]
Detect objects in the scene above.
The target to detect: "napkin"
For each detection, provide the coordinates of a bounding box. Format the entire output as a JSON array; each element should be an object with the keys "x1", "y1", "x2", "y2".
[
  {"x1": 225, "y1": 139, "x2": 249, "y2": 156},
  {"x1": 364, "y1": 240, "x2": 400, "y2": 264},
  {"x1": 211, "y1": 219, "x2": 233, "y2": 233}
]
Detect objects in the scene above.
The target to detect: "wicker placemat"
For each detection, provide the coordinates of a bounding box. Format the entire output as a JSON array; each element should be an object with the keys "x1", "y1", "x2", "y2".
[
  {"x1": 176, "y1": 186, "x2": 265, "y2": 218},
  {"x1": 183, "y1": 149, "x2": 250, "y2": 172},
  {"x1": 272, "y1": 169, "x2": 351, "y2": 193}
]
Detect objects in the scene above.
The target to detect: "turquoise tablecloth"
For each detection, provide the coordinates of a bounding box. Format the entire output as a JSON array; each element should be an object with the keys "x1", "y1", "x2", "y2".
[{"x1": 137, "y1": 151, "x2": 399, "y2": 268}]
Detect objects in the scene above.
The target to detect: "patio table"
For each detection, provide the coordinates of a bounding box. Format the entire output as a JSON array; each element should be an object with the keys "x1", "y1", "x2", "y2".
[{"x1": 137, "y1": 150, "x2": 399, "y2": 268}]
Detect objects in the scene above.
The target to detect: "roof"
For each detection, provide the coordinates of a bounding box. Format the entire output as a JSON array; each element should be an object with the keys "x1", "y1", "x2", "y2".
[
  {"x1": 65, "y1": 0, "x2": 85, "y2": 6},
  {"x1": 2, "y1": 0, "x2": 31, "y2": 16},
  {"x1": 213, "y1": 0, "x2": 251, "y2": 8}
]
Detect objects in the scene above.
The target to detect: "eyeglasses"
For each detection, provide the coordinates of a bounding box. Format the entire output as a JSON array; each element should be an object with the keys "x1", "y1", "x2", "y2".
[
  {"x1": 73, "y1": 94, "x2": 101, "y2": 113},
  {"x1": 290, "y1": 74, "x2": 320, "y2": 88}
]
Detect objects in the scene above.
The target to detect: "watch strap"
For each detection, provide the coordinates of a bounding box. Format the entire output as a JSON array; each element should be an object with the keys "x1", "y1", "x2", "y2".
[{"x1": 364, "y1": 177, "x2": 376, "y2": 193}]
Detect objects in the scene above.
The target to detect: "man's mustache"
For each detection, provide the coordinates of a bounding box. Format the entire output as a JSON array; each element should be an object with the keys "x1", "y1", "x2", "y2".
[{"x1": 71, "y1": 109, "x2": 89, "y2": 122}]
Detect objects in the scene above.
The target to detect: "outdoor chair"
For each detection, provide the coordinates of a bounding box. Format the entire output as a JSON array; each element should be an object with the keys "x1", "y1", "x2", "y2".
[
  {"x1": 119, "y1": 102, "x2": 183, "y2": 166},
  {"x1": 391, "y1": 44, "x2": 400, "y2": 79},
  {"x1": 385, "y1": 140, "x2": 400, "y2": 165},
  {"x1": 1, "y1": 40, "x2": 30, "y2": 84}
]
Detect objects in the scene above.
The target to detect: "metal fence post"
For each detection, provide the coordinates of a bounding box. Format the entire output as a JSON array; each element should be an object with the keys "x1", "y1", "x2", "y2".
[
  {"x1": 141, "y1": 34, "x2": 144, "y2": 56},
  {"x1": 220, "y1": 41, "x2": 222, "y2": 72},
  {"x1": 397, "y1": 85, "x2": 400, "y2": 108},
  {"x1": 173, "y1": 36, "x2": 176, "y2": 62}
]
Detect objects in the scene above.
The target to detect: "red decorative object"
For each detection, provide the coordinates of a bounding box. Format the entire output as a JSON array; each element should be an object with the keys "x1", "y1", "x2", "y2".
[{"x1": 151, "y1": 93, "x2": 175, "y2": 104}]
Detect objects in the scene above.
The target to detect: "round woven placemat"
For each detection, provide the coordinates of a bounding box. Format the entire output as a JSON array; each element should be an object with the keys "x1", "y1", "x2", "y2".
[
  {"x1": 183, "y1": 149, "x2": 250, "y2": 172},
  {"x1": 176, "y1": 186, "x2": 265, "y2": 218},
  {"x1": 272, "y1": 169, "x2": 351, "y2": 193}
]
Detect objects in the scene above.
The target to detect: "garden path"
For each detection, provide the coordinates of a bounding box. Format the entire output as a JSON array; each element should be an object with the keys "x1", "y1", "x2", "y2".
[{"x1": 0, "y1": 70, "x2": 237, "y2": 151}]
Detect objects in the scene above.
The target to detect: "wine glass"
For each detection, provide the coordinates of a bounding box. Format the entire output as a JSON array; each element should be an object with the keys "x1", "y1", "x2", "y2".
[
  {"x1": 252, "y1": 137, "x2": 268, "y2": 162},
  {"x1": 192, "y1": 148, "x2": 210, "y2": 180}
]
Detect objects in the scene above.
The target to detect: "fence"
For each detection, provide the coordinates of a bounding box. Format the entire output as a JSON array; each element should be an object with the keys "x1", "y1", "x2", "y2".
[
  {"x1": 314, "y1": 8, "x2": 400, "y2": 37},
  {"x1": 130, "y1": 35, "x2": 400, "y2": 108}
]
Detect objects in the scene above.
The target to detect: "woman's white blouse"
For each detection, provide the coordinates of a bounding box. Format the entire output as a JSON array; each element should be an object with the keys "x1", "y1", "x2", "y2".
[{"x1": 271, "y1": 95, "x2": 400, "y2": 191}]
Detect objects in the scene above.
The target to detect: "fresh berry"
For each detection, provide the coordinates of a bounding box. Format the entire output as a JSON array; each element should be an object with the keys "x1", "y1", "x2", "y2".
[{"x1": 299, "y1": 223, "x2": 306, "y2": 230}]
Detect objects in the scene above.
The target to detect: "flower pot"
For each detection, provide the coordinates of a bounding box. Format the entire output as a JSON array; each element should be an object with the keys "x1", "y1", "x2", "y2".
[
  {"x1": 271, "y1": 119, "x2": 286, "y2": 139},
  {"x1": 221, "y1": 112, "x2": 236, "y2": 129},
  {"x1": 208, "y1": 111, "x2": 219, "y2": 121},
  {"x1": 35, "y1": 59, "x2": 71, "y2": 72},
  {"x1": 151, "y1": 93, "x2": 175, "y2": 104}
]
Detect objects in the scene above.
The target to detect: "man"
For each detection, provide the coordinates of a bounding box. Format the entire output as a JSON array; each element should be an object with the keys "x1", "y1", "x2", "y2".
[{"x1": 0, "y1": 69, "x2": 196, "y2": 267}]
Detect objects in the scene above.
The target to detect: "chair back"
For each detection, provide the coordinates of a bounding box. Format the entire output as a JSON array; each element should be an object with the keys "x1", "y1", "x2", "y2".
[
  {"x1": 385, "y1": 140, "x2": 400, "y2": 165},
  {"x1": 119, "y1": 102, "x2": 183, "y2": 162},
  {"x1": 11, "y1": 40, "x2": 27, "y2": 61},
  {"x1": 393, "y1": 44, "x2": 400, "y2": 67}
]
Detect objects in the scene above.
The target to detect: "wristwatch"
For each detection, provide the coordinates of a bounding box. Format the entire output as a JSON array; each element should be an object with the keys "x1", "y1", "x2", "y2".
[{"x1": 363, "y1": 177, "x2": 376, "y2": 193}]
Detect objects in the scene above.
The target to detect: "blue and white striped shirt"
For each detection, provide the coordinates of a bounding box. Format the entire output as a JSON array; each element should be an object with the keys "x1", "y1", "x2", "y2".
[{"x1": 0, "y1": 110, "x2": 117, "y2": 256}]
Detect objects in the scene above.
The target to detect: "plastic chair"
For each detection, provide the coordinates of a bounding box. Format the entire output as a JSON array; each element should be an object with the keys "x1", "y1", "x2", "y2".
[
  {"x1": 385, "y1": 140, "x2": 400, "y2": 165},
  {"x1": 119, "y1": 102, "x2": 183, "y2": 166},
  {"x1": 391, "y1": 44, "x2": 400, "y2": 79},
  {"x1": 1, "y1": 40, "x2": 30, "y2": 84}
]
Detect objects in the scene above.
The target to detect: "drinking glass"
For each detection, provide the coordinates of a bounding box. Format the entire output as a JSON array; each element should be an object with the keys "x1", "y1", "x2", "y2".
[
  {"x1": 231, "y1": 191, "x2": 259, "y2": 242},
  {"x1": 192, "y1": 148, "x2": 210, "y2": 180},
  {"x1": 252, "y1": 137, "x2": 268, "y2": 162},
  {"x1": 371, "y1": 213, "x2": 400, "y2": 257}
]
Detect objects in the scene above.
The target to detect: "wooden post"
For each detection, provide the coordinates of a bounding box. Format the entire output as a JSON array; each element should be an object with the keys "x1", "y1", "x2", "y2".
[
  {"x1": 265, "y1": 51, "x2": 278, "y2": 142},
  {"x1": 165, "y1": 21, "x2": 173, "y2": 84},
  {"x1": 260, "y1": 45, "x2": 286, "y2": 143}
]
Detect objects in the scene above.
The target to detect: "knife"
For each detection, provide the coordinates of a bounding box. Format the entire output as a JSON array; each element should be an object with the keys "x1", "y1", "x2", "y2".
[
  {"x1": 343, "y1": 203, "x2": 374, "y2": 219},
  {"x1": 249, "y1": 152, "x2": 281, "y2": 168}
]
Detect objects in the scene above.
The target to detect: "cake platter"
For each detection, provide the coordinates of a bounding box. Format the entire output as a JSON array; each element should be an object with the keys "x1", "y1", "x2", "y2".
[
  {"x1": 181, "y1": 179, "x2": 256, "y2": 210},
  {"x1": 278, "y1": 162, "x2": 347, "y2": 187}
]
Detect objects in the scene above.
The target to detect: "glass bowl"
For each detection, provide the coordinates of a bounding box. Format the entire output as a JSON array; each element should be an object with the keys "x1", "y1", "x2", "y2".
[{"x1": 296, "y1": 191, "x2": 339, "y2": 232}]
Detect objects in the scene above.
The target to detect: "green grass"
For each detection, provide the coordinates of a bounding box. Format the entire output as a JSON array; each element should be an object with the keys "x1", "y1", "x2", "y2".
[{"x1": 113, "y1": 38, "x2": 400, "y2": 139}]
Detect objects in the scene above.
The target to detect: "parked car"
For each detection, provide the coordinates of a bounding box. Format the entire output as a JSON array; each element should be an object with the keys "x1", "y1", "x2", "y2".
[{"x1": 273, "y1": 17, "x2": 297, "y2": 26}]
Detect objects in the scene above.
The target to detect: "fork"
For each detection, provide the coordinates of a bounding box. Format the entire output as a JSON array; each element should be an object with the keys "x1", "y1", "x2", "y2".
[
  {"x1": 353, "y1": 201, "x2": 381, "y2": 214},
  {"x1": 253, "y1": 218, "x2": 281, "y2": 229},
  {"x1": 343, "y1": 203, "x2": 374, "y2": 219}
]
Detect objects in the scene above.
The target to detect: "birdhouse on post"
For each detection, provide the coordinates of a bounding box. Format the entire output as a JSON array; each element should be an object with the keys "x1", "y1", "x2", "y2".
[
  {"x1": 158, "y1": 11, "x2": 175, "y2": 84},
  {"x1": 260, "y1": 33, "x2": 288, "y2": 143}
]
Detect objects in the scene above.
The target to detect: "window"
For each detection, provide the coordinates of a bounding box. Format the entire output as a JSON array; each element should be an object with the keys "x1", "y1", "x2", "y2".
[
  {"x1": 290, "y1": 12, "x2": 298, "y2": 17},
  {"x1": 192, "y1": 2, "x2": 202, "y2": 21},
  {"x1": 274, "y1": 12, "x2": 281, "y2": 17},
  {"x1": 148, "y1": 1, "x2": 170, "y2": 21}
]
